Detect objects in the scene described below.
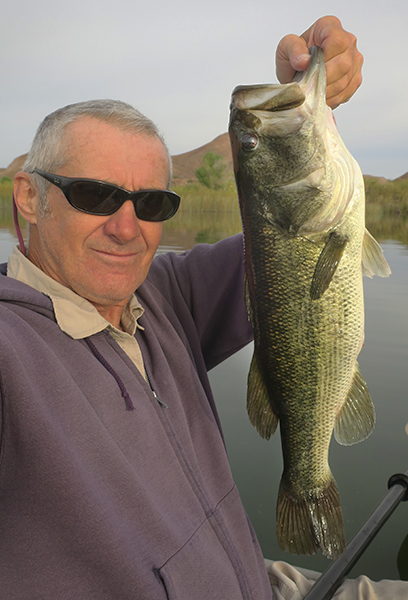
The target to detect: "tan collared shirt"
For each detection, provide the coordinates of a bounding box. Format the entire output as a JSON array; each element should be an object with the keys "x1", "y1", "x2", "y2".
[{"x1": 7, "y1": 246, "x2": 146, "y2": 377}]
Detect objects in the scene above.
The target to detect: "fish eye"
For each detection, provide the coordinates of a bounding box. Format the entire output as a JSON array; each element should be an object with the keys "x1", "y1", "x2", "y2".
[{"x1": 240, "y1": 133, "x2": 259, "y2": 152}]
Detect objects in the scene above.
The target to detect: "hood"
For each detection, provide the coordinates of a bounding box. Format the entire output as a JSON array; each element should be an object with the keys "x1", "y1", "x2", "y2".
[{"x1": 0, "y1": 263, "x2": 56, "y2": 320}]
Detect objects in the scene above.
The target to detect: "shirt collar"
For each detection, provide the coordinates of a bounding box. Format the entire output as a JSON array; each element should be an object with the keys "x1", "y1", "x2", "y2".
[{"x1": 7, "y1": 246, "x2": 144, "y2": 339}]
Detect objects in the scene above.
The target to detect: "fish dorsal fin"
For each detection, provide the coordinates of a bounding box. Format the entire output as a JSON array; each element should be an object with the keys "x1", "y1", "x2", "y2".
[
  {"x1": 247, "y1": 351, "x2": 278, "y2": 440},
  {"x1": 334, "y1": 363, "x2": 375, "y2": 446},
  {"x1": 362, "y1": 229, "x2": 391, "y2": 278},
  {"x1": 310, "y1": 232, "x2": 348, "y2": 300}
]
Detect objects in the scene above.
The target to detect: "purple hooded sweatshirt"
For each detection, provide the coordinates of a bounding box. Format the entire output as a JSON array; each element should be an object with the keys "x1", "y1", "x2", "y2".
[{"x1": 0, "y1": 234, "x2": 273, "y2": 599}]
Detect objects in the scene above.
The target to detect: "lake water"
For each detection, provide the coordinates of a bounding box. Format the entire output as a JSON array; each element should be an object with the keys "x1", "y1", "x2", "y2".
[{"x1": 1, "y1": 208, "x2": 407, "y2": 582}]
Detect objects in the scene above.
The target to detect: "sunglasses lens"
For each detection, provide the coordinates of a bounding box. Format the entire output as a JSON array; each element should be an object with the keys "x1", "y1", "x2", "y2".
[
  {"x1": 69, "y1": 181, "x2": 124, "y2": 215},
  {"x1": 66, "y1": 180, "x2": 179, "y2": 220},
  {"x1": 34, "y1": 170, "x2": 180, "y2": 221},
  {"x1": 135, "y1": 191, "x2": 179, "y2": 222}
]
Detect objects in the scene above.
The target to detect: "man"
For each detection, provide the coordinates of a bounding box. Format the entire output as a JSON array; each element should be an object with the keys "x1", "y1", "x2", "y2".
[{"x1": 1, "y1": 15, "x2": 406, "y2": 599}]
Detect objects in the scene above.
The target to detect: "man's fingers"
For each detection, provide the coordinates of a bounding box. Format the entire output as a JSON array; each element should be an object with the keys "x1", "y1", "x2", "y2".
[
  {"x1": 324, "y1": 40, "x2": 364, "y2": 107},
  {"x1": 275, "y1": 15, "x2": 364, "y2": 107},
  {"x1": 326, "y1": 69, "x2": 364, "y2": 109},
  {"x1": 300, "y1": 16, "x2": 349, "y2": 60},
  {"x1": 276, "y1": 34, "x2": 310, "y2": 83}
]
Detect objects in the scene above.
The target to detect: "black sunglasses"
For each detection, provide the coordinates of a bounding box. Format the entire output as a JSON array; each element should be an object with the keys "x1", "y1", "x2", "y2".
[{"x1": 32, "y1": 169, "x2": 180, "y2": 222}]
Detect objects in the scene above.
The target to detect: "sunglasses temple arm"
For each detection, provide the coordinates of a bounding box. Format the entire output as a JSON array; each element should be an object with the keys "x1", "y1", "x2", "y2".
[{"x1": 13, "y1": 193, "x2": 27, "y2": 257}]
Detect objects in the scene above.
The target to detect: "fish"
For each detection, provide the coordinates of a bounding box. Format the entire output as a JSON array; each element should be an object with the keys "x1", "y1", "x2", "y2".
[{"x1": 228, "y1": 46, "x2": 391, "y2": 559}]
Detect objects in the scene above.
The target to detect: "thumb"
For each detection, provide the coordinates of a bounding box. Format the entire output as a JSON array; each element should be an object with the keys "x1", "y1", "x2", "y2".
[{"x1": 275, "y1": 34, "x2": 311, "y2": 83}]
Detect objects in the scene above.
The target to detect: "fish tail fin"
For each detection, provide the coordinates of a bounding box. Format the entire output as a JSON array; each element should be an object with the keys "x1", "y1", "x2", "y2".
[
  {"x1": 276, "y1": 476, "x2": 345, "y2": 559},
  {"x1": 247, "y1": 351, "x2": 278, "y2": 440}
]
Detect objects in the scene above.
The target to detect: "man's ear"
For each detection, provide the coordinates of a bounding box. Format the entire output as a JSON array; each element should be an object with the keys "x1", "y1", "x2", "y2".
[{"x1": 13, "y1": 172, "x2": 40, "y2": 224}]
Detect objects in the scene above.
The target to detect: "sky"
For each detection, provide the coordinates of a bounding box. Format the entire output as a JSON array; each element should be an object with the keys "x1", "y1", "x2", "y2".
[{"x1": 1, "y1": 0, "x2": 407, "y2": 179}]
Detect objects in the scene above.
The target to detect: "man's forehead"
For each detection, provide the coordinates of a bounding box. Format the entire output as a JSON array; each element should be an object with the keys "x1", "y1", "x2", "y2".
[
  {"x1": 60, "y1": 116, "x2": 170, "y2": 185},
  {"x1": 62, "y1": 116, "x2": 161, "y2": 148}
]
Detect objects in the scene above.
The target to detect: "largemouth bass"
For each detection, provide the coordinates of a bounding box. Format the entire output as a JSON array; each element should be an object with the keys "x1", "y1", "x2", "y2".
[{"x1": 228, "y1": 47, "x2": 390, "y2": 559}]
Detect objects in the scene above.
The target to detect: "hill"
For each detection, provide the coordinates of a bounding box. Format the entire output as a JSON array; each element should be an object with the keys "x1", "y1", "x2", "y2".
[
  {"x1": 363, "y1": 174, "x2": 389, "y2": 185},
  {"x1": 394, "y1": 172, "x2": 408, "y2": 182},
  {"x1": 1, "y1": 135, "x2": 406, "y2": 184},
  {"x1": 171, "y1": 133, "x2": 233, "y2": 185},
  {"x1": 0, "y1": 134, "x2": 234, "y2": 185},
  {"x1": 0, "y1": 154, "x2": 27, "y2": 180},
  {"x1": 0, "y1": 134, "x2": 233, "y2": 184}
]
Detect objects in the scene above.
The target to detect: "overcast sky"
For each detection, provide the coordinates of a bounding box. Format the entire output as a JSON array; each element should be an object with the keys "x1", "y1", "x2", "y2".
[{"x1": 1, "y1": 0, "x2": 407, "y2": 179}]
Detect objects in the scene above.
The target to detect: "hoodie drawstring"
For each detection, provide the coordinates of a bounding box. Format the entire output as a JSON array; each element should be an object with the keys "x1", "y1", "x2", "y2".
[{"x1": 84, "y1": 337, "x2": 135, "y2": 411}]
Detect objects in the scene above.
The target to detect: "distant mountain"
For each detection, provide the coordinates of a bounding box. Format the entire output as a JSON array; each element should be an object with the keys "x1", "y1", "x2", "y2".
[
  {"x1": 363, "y1": 174, "x2": 389, "y2": 185},
  {"x1": 0, "y1": 154, "x2": 27, "y2": 179},
  {"x1": 0, "y1": 134, "x2": 234, "y2": 184},
  {"x1": 1, "y1": 136, "x2": 406, "y2": 184},
  {"x1": 171, "y1": 133, "x2": 233, "y2": 185},
  {"x1": 394, "y1": 172, "x2": 408, "y2": 181}
]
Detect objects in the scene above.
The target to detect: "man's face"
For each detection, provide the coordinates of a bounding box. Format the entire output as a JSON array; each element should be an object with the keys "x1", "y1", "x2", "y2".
[{"x1": 28, "y1": 117, "x2": 170, "y2": 318}]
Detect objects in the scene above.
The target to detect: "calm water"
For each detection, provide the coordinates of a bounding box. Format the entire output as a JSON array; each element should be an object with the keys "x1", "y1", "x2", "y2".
[{"x1": 1, "y1": 211, "x2": 407, "y2": 582}]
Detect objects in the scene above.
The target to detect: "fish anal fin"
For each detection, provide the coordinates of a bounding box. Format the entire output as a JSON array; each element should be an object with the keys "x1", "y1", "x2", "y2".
[
  {"x1": 247, "y1": 352, "x2": 278, "y2": 440},
  {"x1": 334, "y1": 363, "x2": 376, "y2": 446},
  {"x1": 310, "y1": 231, "x2": 348, "y2": 300},
  {"x1": 276, "y1": 476, "x2": 345, "y2": 559},
  {"x1": 362, "y1": 229, "x2": 391, "y2": 278}
]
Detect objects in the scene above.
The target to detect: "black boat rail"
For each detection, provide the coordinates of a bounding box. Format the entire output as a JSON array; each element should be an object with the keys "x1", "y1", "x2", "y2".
[{"x1": 303, "y1": 469, "x2": 408, "y2": 600}]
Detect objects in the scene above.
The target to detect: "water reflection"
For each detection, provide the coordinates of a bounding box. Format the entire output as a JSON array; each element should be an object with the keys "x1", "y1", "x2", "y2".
[
  {"x1": 0, "y1": 198, "x2": 407, "y2": 581},
  {"x1": 165, "y1": 208, "x2": 408, "y2": 581},
  {"x1": 366, "y1": 204, "x2": 408, "y2": 247},
  {"x1": 161, "y1": 208, "x2": 242, "y2": 250}
]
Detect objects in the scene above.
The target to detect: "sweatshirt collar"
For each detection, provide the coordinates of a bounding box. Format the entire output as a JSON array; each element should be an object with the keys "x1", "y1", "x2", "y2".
[{"x1": 7, "y1": 246, "x2": 144, "y2": 339}]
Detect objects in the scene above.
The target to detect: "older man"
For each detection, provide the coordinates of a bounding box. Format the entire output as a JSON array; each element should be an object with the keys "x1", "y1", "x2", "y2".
[{"x1": 1, "y1": 15, "x2": 406, "y2": 600}]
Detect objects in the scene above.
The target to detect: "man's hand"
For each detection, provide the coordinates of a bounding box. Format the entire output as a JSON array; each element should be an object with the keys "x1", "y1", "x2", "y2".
[{"x1": 275, "y1": 15, "x2": 363, "y2": 108}]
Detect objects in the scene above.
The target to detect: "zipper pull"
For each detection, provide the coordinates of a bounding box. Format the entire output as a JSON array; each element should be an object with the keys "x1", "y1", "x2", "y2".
[
  {"x1": 152, "y1": 391, "x2": 169, "y2": 409},
  {"x1": 144, "y1": 367, "x2": 169, "y2": 409}
]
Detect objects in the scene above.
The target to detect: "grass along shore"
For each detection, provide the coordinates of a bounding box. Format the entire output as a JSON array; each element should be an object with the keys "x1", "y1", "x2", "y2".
[
  {"x1": 364, "y1": 176, "x2": 408, "y2": 215},
  {"x1": 172, "y1": 177, "x2": 408, "y2": 215},
  {"x1": 2, "y1": 176, "x2": 408, "y2": 211},
  {"x1": 1, "y1": 176, "x2": 408, "y2": 224}
]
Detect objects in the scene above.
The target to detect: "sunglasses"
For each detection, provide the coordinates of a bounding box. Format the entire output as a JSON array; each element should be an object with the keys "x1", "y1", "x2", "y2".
[{"x1": 32, "y1": 169, "x2": 180, "y2": 222}]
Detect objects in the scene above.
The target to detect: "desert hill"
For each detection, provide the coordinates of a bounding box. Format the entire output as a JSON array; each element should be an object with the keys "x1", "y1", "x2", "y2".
[
  {"x1": 363, "y1": 175, "x2": 389, "y2": 185},
  {"x1": 171, "y1": 133, "x2": 233, "y2": 185},
  {"x1": 0, "y1": 154, "x2": 27, "y2": 179},
  {"x1": 0, "y1": 134, "x2": 233, "y2": 185},
  {"x1": 1, "y1": 134, "x2": 406, "y2": 184}
]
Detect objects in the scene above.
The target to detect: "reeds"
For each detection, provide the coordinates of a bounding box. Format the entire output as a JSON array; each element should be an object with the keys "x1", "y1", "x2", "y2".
[
  {"x1": 364, "y1": 177, "x2": 408, "y2": 215},
  {"x1": 172, "y1": 181, "x2": 239, "y2": 214}
]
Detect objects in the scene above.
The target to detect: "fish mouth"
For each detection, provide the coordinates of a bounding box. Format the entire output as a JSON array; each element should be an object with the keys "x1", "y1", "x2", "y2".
[
  {"x1": 229, "y1": 47, "x2": 328, "y2": 188},
  {"x1": 230, "y1": 47, "x2": 326, "y2": 129},
  {"x1": 230, "y1": 82, "x2": 306, "y2": 113}
]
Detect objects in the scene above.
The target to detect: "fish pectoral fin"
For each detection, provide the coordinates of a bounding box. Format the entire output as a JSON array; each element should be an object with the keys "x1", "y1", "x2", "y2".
[
  {"x1": 362, "y1": 229, "x2": 391, "y2": 278},
  {"x1": 310, "y1": 232, "x2": 348, "y2": 300},
  {"x1": 244, "y1": 275, "x2": 253, "y2": 322},
  {"x1": 247, "y1": 352, "x2": 278, "y2": 440},
  {"x1": 334, "y1": 363, "x2": 376, "y2": 446}
]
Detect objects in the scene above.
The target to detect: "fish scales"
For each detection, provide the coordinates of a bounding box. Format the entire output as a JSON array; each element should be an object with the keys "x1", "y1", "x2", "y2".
[{"x1": 229, "y1": 47, "x2": 390, "y2": 559}]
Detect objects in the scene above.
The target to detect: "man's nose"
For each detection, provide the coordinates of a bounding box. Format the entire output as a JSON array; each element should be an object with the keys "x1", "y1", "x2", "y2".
[{"x1": 103, "y1": 199, "x2": 141, "y2": 242}]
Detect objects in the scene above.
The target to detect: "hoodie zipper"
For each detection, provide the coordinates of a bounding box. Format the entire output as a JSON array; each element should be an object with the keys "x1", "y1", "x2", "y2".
[{"x1": 144, "y1": 367, "x2": 169, "y2": 409}]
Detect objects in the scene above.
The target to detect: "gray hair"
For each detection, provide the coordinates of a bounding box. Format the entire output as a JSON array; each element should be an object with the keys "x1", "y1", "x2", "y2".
[{"x1": 23, "y1": 99, "x2": 172, "y2": 215}]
